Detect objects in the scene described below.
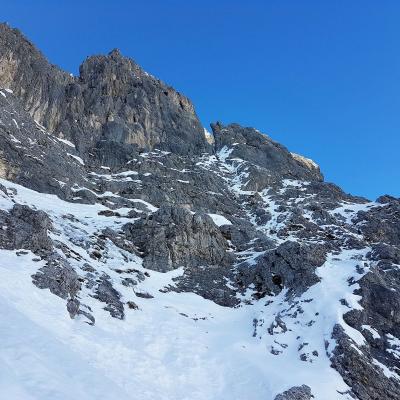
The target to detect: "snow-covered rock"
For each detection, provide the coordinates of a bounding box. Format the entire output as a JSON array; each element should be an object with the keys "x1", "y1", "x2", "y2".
[{"x1": 0, "y1": 22, "x2": 399, "y2": 400}]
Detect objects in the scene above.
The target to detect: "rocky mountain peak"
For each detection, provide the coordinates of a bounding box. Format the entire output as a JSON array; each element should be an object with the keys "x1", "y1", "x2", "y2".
[
  {"x1": 79, "y1": 47, "x2": 143, "y2": 82},
  {"x1": 0, "y1": 24, "x2": 399, "y2": 400},
  {"x1": 212, "y1": 121, "x2": 323, "y2": 183},
  {"x1": 0, "y1": 22, "x2": 208, "y2": 158},
  {"x1": 109, "y1": 48, "x2": 123, "y2": 58}
]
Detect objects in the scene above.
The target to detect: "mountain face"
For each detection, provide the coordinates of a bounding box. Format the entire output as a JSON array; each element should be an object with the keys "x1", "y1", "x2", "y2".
[{"x1": 0, "y1": 24, "x2": 399, "y2": 400}]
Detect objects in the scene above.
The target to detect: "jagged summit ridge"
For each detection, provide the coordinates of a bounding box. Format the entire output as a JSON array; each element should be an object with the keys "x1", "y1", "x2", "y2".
[
  {"x1": 0, "y1": 22, "x2": 323, "y2": 185},
  {"x1": 0, "y1": 23, "x2": 208, "y2": 157},
  {"x1": 0, "y1": 23, "x2": 399, "y2": 400},
  {"x1": 211, "y1": 122, "x2": 323, "y2": 184}
]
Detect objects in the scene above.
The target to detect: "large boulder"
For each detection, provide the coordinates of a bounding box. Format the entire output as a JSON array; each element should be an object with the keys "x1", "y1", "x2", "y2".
[
  {"x1": 237, "y1": 241, "x2": 326, "y2": 298},
  {"x1": 0, "y1": 204, "x2": 52, "y2": 253},
  {"x1": 274, "y1": 385, "x2": 313, "y2": 400},
  {"x1": 123, "y1": 205, "x2": 234, "y2": 272},
  {"x1": 32, "y1": 256, "x2": 80, "y2": 300}
]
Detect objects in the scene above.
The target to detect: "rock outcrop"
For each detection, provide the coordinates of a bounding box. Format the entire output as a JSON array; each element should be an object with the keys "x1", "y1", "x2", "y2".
[
  {"x1": 123, "y1": 205, "x2": 234, "y2": 272},
  {"x1": 274, "y1": 385, "x2": 314, "y2": 400},
  {"x1": 0, "y1": 24, "x2": 208, "y2": 160},
  {"x1": 0, "y1": 22, "x2": 399, "y2": 400}
]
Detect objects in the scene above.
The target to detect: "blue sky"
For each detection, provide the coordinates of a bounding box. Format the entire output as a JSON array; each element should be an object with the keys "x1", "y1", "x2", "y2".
[{"x1": 1, "y1": 0, "x2": 399, "y2": 199}]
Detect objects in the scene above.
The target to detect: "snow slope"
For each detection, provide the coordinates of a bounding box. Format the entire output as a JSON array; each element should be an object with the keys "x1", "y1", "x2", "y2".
[{"x1": 0, "y1": 177, "x2": 376, "y2": 399}]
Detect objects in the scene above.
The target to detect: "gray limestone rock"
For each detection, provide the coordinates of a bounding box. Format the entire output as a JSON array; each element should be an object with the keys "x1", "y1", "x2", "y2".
[
  {"x1": 123, "y1": 205, "x2": 234, "y2": 272},
  {"x1": 32, "y1": 256, "x2": 81, "y2": 300},
  {"x1": 0, "y1": 204, "x2": 52, "y2": 253},
  {"x1": 211, "y1": 122, "x2": 323, "y2": 183},
  {"x1": 0, "y1": 23, "x2": 209, "y2": 159},
  {"x1": 93, "y1": 275, "x2": 125, "y2": 320},
  {"x1": 274, "y1": 385, "x2": 313, "y2": 400},
  {"x1": 354, "y1": 198, "x2": 400, "y2": 245},
  {"x1": 0, "y1": 22, "x2": 399, "y2": 399},
  {"x1": 237, "y1": 241, "x2": 326, "y2": 299},
  {"x1": 331, "y1": 324, "x2": 400, "y2": 400}
]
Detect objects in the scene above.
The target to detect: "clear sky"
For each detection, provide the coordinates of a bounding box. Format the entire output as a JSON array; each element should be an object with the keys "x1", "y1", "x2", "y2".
[{"x1": 1, "y1": 0, "x2": 399, "y2": 200}]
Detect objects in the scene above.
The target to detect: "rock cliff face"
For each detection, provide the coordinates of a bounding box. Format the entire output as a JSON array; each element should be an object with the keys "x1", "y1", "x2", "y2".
[
  {"x1": 0, "y1": 23, "x2": 399, "y2": 400},
  {"x1": 0, "y1": 24, "x2": 208, "y2": 159}
]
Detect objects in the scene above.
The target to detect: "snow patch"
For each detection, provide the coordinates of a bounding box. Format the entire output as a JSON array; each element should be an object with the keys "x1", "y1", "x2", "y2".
[
  {"x1": 204, "y1": 128, "x2": 215, "y2": 144},
  {"x1": 57, "y1": 138, "x2": 76, "y2": 148},
  {"x1": 67, "y1": 153, "x2": 85, "y2": 165},
  {"x1": 208, "y1": 213, "x2": 232, "y2": 227},
  {"x1": 361, "y1": 325, "x2": 380, "y2": 339}
]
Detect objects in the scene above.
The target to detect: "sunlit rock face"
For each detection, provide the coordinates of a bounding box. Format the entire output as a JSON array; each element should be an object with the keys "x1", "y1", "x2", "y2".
[
  {"x1": 0, "y1": 24, "x2": 208, "y2": 159},
  {"x1": 0, "y1": 22, "x2": 399, "y2": 400}
]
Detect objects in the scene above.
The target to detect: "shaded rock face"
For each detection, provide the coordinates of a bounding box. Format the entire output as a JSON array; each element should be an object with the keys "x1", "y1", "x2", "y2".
[
  {"x1": 274, "y1": 385, "x2": 313, "y2": 400},
  {"x1": 93, "y1": 275, "x2": 125, "y2": 320},
  {"x1": 0, "y1": 204, "x2": 52, "y2": 253},
  {"x1": 0, "y1": 24, "x2": 208, "y2": 159},
  {"x1": 237, "y1": 241, "x2": 326, "y2": 299},
  {"x1": 0, "y1": 23, "x2": 399, "y2": 400},
  {"x1": 0, "y1": 87, "x2": 92, "y2": 200},
  {"x1": 73, "y1": 50, "x2": 208, "y2": 156},
  {"x1": 123, "y1": 205, "x2": 234, "y2": 272},
  {"x1": 32, "y1": 257, "x2": 80, "y2": 300},
  {"x1": 211, "y1": 122, "x2": 323, "y2": 185},
  {"x1": 0, "y1": 25, "x2": 71, "y2": 130},
  {"x1": 354, "y1": 196, "x2": 400, "y2": 245},
  {"x1": 336, "y1": 266, "x2": 400, "y2": 399},
  {"x1": 219, "y1": 221, "x2": 274, "y2": 253},
  {"x1": 331, "y1": 324, "x2": 400, "y2": 400}
]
